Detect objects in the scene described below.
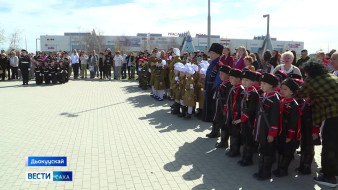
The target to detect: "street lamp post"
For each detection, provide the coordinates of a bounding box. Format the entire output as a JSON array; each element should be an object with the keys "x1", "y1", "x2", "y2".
[
  {"x1": 263, "y1": 14, "x2": 270, "y2": 37},
  {"x1": 207, "y1": 0, "x2": 211, "y2": 51}
]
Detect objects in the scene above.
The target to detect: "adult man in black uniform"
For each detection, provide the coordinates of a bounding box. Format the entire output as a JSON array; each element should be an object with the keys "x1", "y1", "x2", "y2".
[{"x1": 19, "y1": 49, "x2": 31, "y2": 85}]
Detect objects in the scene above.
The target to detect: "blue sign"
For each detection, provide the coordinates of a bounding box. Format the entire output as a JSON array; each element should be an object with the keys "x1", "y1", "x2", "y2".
[
  {"x1": 53, "y1": 171, "x2": 73, "y2": 181},
  {"x1": 26, "y1": 171, "x2": 73, "y2": 181},
  {"x1": 26, "y1": 156, "x2": 67, "y2": 167},
  {"x1": 26, "y1": 172, "x2": 53, "y2": 181}
]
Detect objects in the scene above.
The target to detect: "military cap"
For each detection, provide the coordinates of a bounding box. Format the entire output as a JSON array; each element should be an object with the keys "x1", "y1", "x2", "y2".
[
  {"x1": 229, "y1": 68, "x2": 242, "y2": 78},
  {"x1": 208, "y1": 43, "x2": 223, "y2": 55},
  {"x1": 275, "y1": 69, "x2": 287, "y2": 82},
  {"x1": 281, "y1": 78, "x2": 300, "y2": 94},
  {"x1": 219, "y1": 65, "x2": 231, "y2": 74},
  {"x1": 289, "y1": 73, "x2": 302, "y2": 80},
  {"x1": 241, "y1": 69, "x2": 257, "y2": 81},
  {"x1": 260, "y1": 73, "x2": 278, "y2": 87},
  {"x1": 255, "y1": 71, "x2": 262, "y2": 82}
]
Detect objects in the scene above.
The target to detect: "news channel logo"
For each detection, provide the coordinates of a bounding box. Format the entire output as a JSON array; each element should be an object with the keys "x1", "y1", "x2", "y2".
[
  {"x1": 26, "y1": 171, "x2": 73, "y2": 181},
  {"x1": 25, "y1": 156, "x2": 72, "y2": 181}
]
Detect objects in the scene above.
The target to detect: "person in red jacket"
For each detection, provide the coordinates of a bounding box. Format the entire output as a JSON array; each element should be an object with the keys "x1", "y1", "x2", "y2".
[{"x1": 219, "y1": 46, "x2": 234, "y2": 68}]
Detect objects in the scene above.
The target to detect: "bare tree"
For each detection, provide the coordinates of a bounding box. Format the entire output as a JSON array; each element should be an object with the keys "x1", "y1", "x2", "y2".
[
  {"x1": 8, "y1": 30, "x2": 22, "y2": 51},
  {"x1": 95, "y1": 31, "x2": 105, "y2": 52}
]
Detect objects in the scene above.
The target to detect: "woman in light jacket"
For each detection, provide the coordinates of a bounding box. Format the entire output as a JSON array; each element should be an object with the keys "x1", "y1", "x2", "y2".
[
  {"x1": 273, "y1": 51, "x2": 302, "y2": 79},
  {"x1": 9, "y1": 51, "x2": 19, "y2": 79}
]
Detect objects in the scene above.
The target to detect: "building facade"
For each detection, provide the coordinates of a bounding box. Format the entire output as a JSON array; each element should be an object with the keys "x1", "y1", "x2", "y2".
[{"x1": 40, "y1": 30, "x2": 304, "y2": 54}]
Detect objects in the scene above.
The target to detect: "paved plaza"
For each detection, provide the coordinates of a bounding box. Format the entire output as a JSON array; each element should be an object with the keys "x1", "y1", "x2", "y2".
[{"x1": 0, "y1": 79, "x2": 327, "y2": 190}]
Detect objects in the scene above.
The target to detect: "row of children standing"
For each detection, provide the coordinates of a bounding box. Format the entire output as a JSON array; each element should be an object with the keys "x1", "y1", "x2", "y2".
[
  {"x1": 33, "y1": 52, "x2": 70, "y2": 85},
  {"x1": 135, "y1": 44, "x2": 323, "y2": 182},
  {"x1": 137, "y1": 48, "x2": 208, "y2": 120},
  {"x1": 204, "y1": 43, "x2": 320, "y2": 181}
]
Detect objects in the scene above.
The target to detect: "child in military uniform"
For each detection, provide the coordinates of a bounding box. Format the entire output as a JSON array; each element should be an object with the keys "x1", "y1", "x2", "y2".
[
  {"x1": 232, "y1": 70, "x2": 259, "y2": 166},
  {"x1": 171, "y1": 62, "x2": 184, "y2": 114},
  {"x1": 177, "y1": 65, "x2": 187, "y2": 117},
  {"x1": 273, "y1": 78, "x2": 301, "y2": 177},
  {"x1": 138, "y1": 59, "x2": 145, "y2": 88},
  {"x1": 226, "y1": 69, "x2": 244, "y2": 157},
  {"x1": 154, "y1": 60, "x2": 166, "y2": 101},
  {"x1": 253, "y1": 71, "x2": 264, "y2": 96},
  {"x1": 169, "y1": 49, "x2": 181, "y2": 101},
  {"x1": 34, "y1": 61, "x2": 43, "y2": 85},
  {"x1": 63, "y1": 55, "x2": 70, "y2": 82},
  {"x1": 50, "y1": 60, "x2": 58, "y2": 84},
  {"x1": 164, "y1": 61, "x2": 171, "y2": 99},
  {"x1": 214, "y1": 65, "x2": 232, "y2": 148},
  {"x1": 192, "y1": 63, "x2": 201, "y2": 117},
  {"x1": 195, "y1": 62, "x2": 208, "y2": 119},
  {"x1": 292, "y1": 75, "x2": 319, "y2": 175},
  {"x1": 141, "y1": 58, "x2": 150, "y2": 90},
  {"x1": 149, "y1": 51, "x2": 157, "y2": 97},
  {"x1": 296, "y1": 95, "x2": 320, "y2": 174},
  {"x1": 253, "y1": 73, "x2": 280, "y2": 181},
  {"x1": 43, "y1": 60, "x2": 51, "y2": 84},
  {"x1": 58, "y1": 60, "x2": 66, "y2": 84},
  {"x1": 182, "y1": 65, "x2": 196, "y2": 119}
]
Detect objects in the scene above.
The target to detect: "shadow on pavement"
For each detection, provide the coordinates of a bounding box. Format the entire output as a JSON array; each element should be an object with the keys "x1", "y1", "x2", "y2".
[
  {"x1": 164, "y1": 137, "x2": 321, "y2": 190},
  {"x1": 139, "y1": 109, "x2": 210, "y2": 133},
  {"x1": 121, "y1": 84, "x2": 144, "y2": 93},
  {"x1": 126, "y1": 94, "x2": 171, "y2": 108},
  {"x1": 59, "y1": 101, "x2": 124, "y2": 117}
]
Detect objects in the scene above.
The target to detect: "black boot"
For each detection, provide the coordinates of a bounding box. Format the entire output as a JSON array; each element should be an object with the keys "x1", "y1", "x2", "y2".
[
  {"x1": 253, "y1": 155, "x2": 264, "y2": 179},
  {"x1": 226, "y1": 136, "x2": 240, "y2": 157},
  {"x1": 178, "y1": 106, "x2": 187, "y2": 118},
  {"x1": 296, "y1": 152, "x2": 305, "y2": 174},
  {"x1": 170, "y1": 102, "x2": 179, "y2": 108},
  {"x1": 297, "y1": 151, "x2": 314, "y2": 175},
  {"x1": 215, "y1": 141, "x2": 227, "y2": 148},
  {"x1": 197, "y1": 109, "x2": 203, "y2": 119},
  {"x1": 208, "y1": 122, "x2": 220, "y2": 138},
  {"x1": 171, "y1": 104, "x2": 180, "y2": 115},
  {"x1": 206, "y1": 122, "x2": 216, "y2": 137},
  {"x1": 216, "y1": 129, "x2": 229, "y2": 148},
  {"x1": 239, "y1": 145, "x2": 253, "y2": 166},
  {"x1": 184, "y1": 113, "x2": 192, "y2": 120},
  {"x1": 273, "y1": 155, "x2": 292, "y2": 177},
  {"x1": 256, "y1": 156, "x2": 274, "y2": 181}
]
